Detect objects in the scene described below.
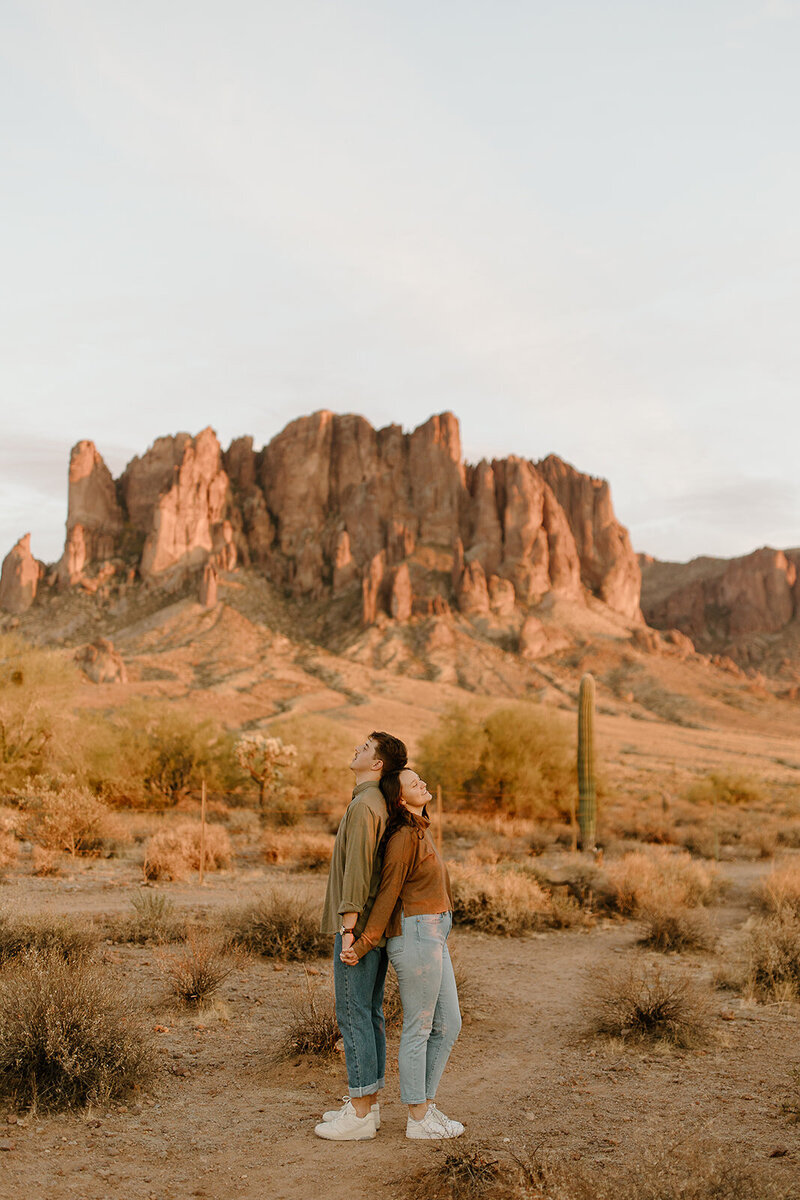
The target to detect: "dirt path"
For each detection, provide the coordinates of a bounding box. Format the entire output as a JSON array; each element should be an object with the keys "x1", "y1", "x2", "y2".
[{"x1": 1, "y1": 859, "x2": 799, "y2": 1200}]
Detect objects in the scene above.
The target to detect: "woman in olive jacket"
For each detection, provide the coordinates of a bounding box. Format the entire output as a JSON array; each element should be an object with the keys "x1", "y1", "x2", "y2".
[{"x1": 340, "y1": 768, "x2": 464, "y2": 1140}]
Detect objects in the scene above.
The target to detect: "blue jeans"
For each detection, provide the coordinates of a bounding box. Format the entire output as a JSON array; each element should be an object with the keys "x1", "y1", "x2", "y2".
[
  {"x1": 387, "y1": 912, "x2": 461, "y2": 1106},
  {"x1": 333, "y1": 934, "x2": 389, "y2": 1098}
]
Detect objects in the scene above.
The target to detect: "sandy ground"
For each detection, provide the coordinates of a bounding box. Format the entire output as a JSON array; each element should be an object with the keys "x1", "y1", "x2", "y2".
[{"x1": 1, "y1": 859, "x2": 799, "y2": 1200}]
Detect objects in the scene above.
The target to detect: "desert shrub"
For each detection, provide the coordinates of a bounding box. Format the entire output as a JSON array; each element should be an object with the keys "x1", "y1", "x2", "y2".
[
  {"x1": 142, "y1": 820, "x2": 232, "y2": 881},
  {"x1": 261, "y1": 828, "x2": 334, "y2": 871},
  {"x1": 77, "y1": 700, "x2": 237, "y2": 806},
  {"x1": 160, "y1": 928, "x2": 236, "y2": 1007},
  {"x1": 0, "y1": 910, "x2": 98, "y2": 966},
  {"x1": 0, "y1": 949, "x2": 153, "y2": 1110},
  {"x1": 30, "y1": 846, "x2": 60, "y2": 876},
  {"x1": 756, "y1": 860, "x2": 800, "y2": 916},
  {"x1": 777, "y1": 821, "x2": 800, "y2": 849},
  {"x1": 586, "y1": 960, "x2": 713, "y2": 1048},
  {"x1": 283, "y1": 974, "x2": 339, "y2": 1056},
  {"x1": 407, "y1": 1142, "x2": 511, "y2": 1200},
  {"x1": 109, "y1": 890, "x2": 183, "y2": 945},
  {"x1": 0, "y1": 636, "x2": 78, "y2": 789},
  {"x1": 638, "y1": 902, "x2": 718, "y2": 953},
  {"x1": 25, "y1": 782, "x2": 113, "y2": 857},
  {"x1": 687, "y1": 771, "x2": 766, "y2": 807},
  {"x1": 503, "y1": 1141, "x2": 799, "y2": 1200},
  {"x1": 743, "y1": 911, "x2": 800, "y2": 1002},
  {"x1": 224, "y1": 890, "x2": 327, "y2": 960},
  {"x1": 417, "y1": 703, "x2": 575, "y2": 819},
  {"x1": 450, "y1": 861, "x2": 588, "y2": 935},
  {"x1": 0, "y1": 830, "x2": 17, "y2": 870},
  {"x1": 601, "y1": 846, "x2": 720, "y2": 915}
]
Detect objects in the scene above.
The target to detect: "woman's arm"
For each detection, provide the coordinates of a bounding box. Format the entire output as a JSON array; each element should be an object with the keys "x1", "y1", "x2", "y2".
[{"x1": 346, "y1": 830, "x2": 415, "y2": 961}]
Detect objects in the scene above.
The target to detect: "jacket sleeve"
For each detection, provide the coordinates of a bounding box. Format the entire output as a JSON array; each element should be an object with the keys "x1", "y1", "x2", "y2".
[
  {"x1": 351, "y1": 830, "x2": 415, "y2": 960},
  {"x1": 338, "y1": 803, "x2": 383, "y2": 917}
]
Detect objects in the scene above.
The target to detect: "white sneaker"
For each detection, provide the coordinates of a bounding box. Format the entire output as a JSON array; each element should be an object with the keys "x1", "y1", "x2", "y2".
[
  {"x1": 314, "y1": 1109, "x2": 377, "y2": 1141},
  {"x1": 321, "y1": 1095, "x2": 381, "y2": 1129},
  {"x1": 406, "y1": 1103, "x2": 464, "y2": 1140}
]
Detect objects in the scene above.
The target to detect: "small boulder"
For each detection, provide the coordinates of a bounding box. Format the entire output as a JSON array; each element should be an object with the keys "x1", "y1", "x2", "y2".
[{"x1": 74, "y1": 638, "x2": 128, "y2": 684}]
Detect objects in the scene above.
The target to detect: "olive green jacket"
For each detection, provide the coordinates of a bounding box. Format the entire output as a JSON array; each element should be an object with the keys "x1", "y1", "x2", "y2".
[{"x1": 320, "y1": 781, "x2": 388, "y2": 941}]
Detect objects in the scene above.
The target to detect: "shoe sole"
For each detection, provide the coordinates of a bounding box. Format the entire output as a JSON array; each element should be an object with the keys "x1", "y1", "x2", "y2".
[
  {"x1": 406, "y1": 1128, "x2": 464, "y2": 1140},
  {"x1": 315, "y1": 1127, "x2": 377, "y2": 1141}
]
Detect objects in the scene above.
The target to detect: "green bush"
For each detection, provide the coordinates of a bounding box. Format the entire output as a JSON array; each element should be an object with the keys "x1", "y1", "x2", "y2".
[
  {"x1": 417, "y1": 703, "x2": 574, "y2": 818},
  {"x1": 77, "y1": 701, "x2": 237, "y2": 806}
]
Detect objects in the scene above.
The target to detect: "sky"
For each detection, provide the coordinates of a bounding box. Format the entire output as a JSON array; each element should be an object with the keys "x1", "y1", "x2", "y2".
[{"x1": 1, "y1": 0, "x2": 798, "y2": 567}]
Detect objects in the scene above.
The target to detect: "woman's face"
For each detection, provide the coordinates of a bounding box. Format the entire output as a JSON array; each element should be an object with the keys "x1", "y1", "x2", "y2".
[{"x1": 399, "y1": 769, "x2": 432, "y2": 813}]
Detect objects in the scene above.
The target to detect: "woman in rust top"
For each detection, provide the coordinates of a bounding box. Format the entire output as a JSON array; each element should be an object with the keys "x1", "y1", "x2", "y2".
[{"x1": 340, "y1": 768, "x2": 464, "y2": 1140}]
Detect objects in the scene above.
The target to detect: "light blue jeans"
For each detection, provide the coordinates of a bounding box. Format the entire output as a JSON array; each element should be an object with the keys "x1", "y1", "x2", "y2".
[{"x1": 387, "y1": 911, "x2": 461, "y2": 1106}]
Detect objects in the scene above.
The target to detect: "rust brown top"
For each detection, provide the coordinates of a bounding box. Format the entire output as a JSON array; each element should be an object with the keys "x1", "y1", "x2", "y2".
[{"x1": 351, "y1": 814, "x2": 453, "y2": 960}]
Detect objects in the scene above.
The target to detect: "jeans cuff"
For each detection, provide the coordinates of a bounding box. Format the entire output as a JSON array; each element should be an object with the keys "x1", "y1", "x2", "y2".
[{"x1": 348, "y1": 1082, "x2": 381, "y2": 1098}]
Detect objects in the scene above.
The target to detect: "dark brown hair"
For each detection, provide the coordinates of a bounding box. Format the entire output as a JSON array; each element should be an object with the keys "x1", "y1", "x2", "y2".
[
  {"x1": 370, "y1": 731, "x2": 408, "y2": 776},
  {"x1": 378, "y1": 769, "x2": 425, "y2": 857}
]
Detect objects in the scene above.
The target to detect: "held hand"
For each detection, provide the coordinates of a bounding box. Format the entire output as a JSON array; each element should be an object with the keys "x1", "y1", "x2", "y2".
[{"x1": 339, "y1": 931, "x2": 358, "y2": 965}]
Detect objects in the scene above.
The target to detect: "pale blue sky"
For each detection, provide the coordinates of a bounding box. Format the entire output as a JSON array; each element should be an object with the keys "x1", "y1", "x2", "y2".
[{"x1": 1, "y1": 0, "x2": 798, "y2": 566}]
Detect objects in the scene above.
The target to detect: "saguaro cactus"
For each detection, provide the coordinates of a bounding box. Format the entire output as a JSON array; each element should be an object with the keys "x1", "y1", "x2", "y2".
[{"x1": 577, "y1": 673, "x2": 597, "y2": 851}]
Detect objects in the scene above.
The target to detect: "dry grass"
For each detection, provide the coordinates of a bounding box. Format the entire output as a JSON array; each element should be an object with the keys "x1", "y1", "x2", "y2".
[
  {"x1": 107, "y1": 890, "x2": 184, "y2": 945},
  {"x1": 142, "y1": 820, "x2": 232, "y2": 881},
  {"x1": 223, "y1": 889, "x2": 328, "y2": 960},
  {"x1": 743, "y1": 911, "x2": 800, "y2": 1002},
  {"x1": 600, "y1": 845, "x2": 720, "y2": 915},
  {"x1": 638, "y1": 902, "x2": 718, "y2": 953},
  {"x1": 486, "y1": 1140, "x2": 800, "y2": 1200},
  {"x1": 0, "y1": 909, "x2": 98, "y2": 966},
  {"x1": 450, "y1": 861, "x2": 590, "y2": 936},
  {"x1": 283, "y1": 971, "x2": 339, "y2": 1057},
  {"x1": 406, "y1": 1142, "x2": 513, "y2": 1200},
  {"x1": 159, "y1": 928, "x2": 237, "y2": 1007},
  {"x1": 0, "y1": 949, "x2": 154, "y2": 1111},
  {"x1": 755, "y1": 860, "x2": 800, "y2": 916},
  {"x1": 260, "y1": 827, "x2": 334, "y2": 871},
  {"x1": 586, "y1": 959, "x2": 713, "y2": 1048}
]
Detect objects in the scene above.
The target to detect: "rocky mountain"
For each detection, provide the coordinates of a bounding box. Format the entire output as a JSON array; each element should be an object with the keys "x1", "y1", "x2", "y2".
[
  {"x1": 640, "y1": 548, "x2": 800, "y2": 677},
  {"x1": 0, "y1": 412, "x2": 641, "y2": 635}
]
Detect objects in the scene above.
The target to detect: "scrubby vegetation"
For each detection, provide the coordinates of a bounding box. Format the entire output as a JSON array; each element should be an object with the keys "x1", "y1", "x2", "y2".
[
  {"x1": 450, "y1": 861, "x2": 589, "y2": 935},
  {"x1": 0, "y1": 949, "x2": 154, "y2": 1110},
  {"x1": 0, "y1": 910, "x2": 98, "y2": 966},
  {"x1": 283, "y1": 973, "x2": 340, "y2": 1057},
  {"x1": 223, "y1": 890, "x2": 328, "y2": 960},
  {"x1": 687, "y1": 771, "x2": 767, "y2": 807},
  {"x1": 742, "y1": 911, "x2": 800, "y2": 1002},
  {"x1": 600, "y1": 845, "x2": 720, "y2": 915},
  {"x1": 143, "y1": 820, "x2": 232, "y2": 881},
  {"x1": 261, "y1": 827, "x2": 334, "y2": 870},
  {"x1": 586, "y1": 960, "x2": 713, "y2": 1048},
  {"x1": 108, "y1": 890, "x2": 184, "y2": 945},
  {"x1": 417, "y1": 703, "x2": 575, "y2": 819},
  {"x1": 160, "y1": 928, "x2": 237, "y2": 1007}
]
